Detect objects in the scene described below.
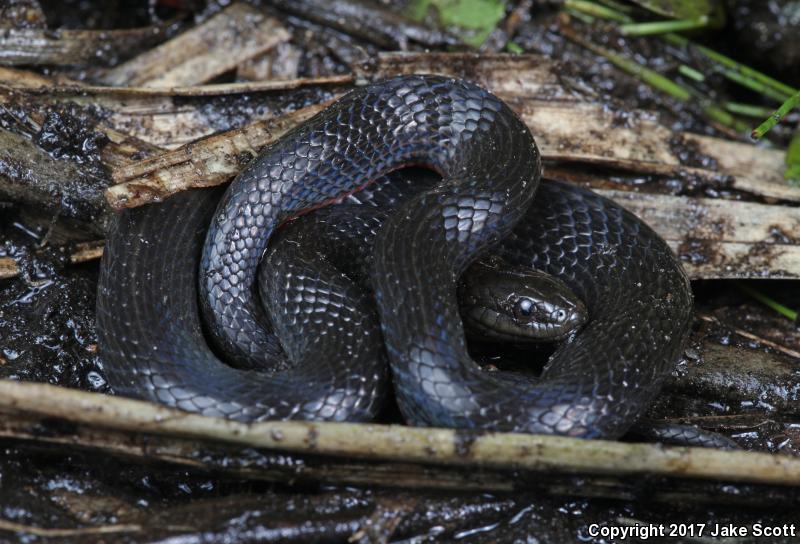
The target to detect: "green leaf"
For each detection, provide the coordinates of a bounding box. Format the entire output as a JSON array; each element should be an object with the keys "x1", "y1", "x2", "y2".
[
  {"x1": 409, "y1": 0, "x2": 507, "y2": 47},
  {"x1": 506, "y1": 41, "x2": 523, "y2": 53},
  {"x1": 629, "y1": 0, "x2": 714, "y2": 19},
  {"x1": 786, "y1": 131, "x2": 800, "y2": 187}
]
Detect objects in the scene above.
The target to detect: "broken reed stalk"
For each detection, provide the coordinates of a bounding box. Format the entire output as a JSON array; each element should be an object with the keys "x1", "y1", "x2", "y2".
[
  {"x1": 620, "y1": 16, "x2": 709, "y2": 36},
  {"x1": 751, "y1": 89, "x2": 800, "y2": 140},
  {"x1": 32, "y1": 76, "x2": 354, "y2": 98},
  {"x1": 105, "y1": 101, "x2": 332, "y2": 207},
  {"x1": 0, "y1": 381, "x2": 799, "y2": 489}
]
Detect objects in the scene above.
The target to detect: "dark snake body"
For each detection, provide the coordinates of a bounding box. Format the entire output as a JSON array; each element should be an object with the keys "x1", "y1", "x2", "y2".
[{"x1": 97, "y1": 75, "x2": 693, "y2": 438}]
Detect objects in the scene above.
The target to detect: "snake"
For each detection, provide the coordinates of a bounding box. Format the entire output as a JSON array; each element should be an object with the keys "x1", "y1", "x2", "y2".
[{"x1": 97, "y1": 75, "x2": 694, "y2": 438}]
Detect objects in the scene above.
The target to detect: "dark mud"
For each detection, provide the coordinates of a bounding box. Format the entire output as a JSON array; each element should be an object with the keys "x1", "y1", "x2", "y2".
[
  {"x1": 0, "y1": 207, "x2": 104, "y2": 391},
  {"x1": 2, "y1": 441, "x2": 799, "y2": 543}
]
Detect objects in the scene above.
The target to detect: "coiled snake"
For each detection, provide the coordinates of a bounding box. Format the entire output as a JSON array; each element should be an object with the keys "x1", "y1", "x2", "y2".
[{"x1": 97, "y1": 75, "x2": 693, "y2": 438}]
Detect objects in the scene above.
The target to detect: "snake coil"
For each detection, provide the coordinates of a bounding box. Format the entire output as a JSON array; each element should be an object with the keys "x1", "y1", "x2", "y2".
[{"x1": 97, "y1": 75, "x2": 693, "y2": 437}]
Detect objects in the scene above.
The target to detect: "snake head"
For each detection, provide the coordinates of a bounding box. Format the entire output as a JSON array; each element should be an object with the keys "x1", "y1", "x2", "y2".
[{"x1": 459, "y1": 257, "x2": 587, "y2": 343}]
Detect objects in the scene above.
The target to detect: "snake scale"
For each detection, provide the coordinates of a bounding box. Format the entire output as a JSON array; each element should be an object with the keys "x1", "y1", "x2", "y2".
[{"x1": 97, "y1": 75, "x2": 693, "y2": 438}]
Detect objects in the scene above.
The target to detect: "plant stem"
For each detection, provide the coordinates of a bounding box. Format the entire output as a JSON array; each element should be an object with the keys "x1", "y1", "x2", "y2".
[
  {"x1": 720, "y1": 68, "x2": 792, "y2": 103},
  {"x1": 561, "y1": 26, "x2": 750, "y2": 132},
  {"x1": 596, "y1": 0, "x2": 633, "y2": 13},
  {"x1": 702, "y1": 102, "x2": 751, "y2": 133},
  {"x1": 736, "y1": 282, "x2": 798, "y2": 322},
  {"x1": 664, "y1": 33, "x2": 797, "y2": 102},
  {"x1": 562, "y1": 1, "x2": 798, "y2": 103},
  {"x1": 724, "y1": 102, "x2": 775, "y2": 119},
  {"x1": 505, "y1": 41, "x2": 523, "y2": 54},
  {"x1": 564, "y1": 0, "x2": 631, "y2": 22},
  {"x1": 563, "y1": 28, "x2": 690, "y2": 100},
  {"x1": 678, "y1": 64, "x2": 704, "y2": 83},
  {"x1": 751, "y1": 89, "x2": 800, "y2": 140},
  {"x1": 620, "y1": 16, "x2": 708, "y2": 36}
]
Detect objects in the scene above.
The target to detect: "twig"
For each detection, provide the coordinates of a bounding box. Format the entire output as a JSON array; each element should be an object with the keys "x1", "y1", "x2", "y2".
[
  {"x1": 0, "y1": 381, "x2": 799, "y2": 488},
  {"x1": 724, "y1": 102, "x2": 775, "y2": 119},
  {"x1": 0, "y1": 519, "x2": 142, "y2": 537},
  {"x1": 106, "y1": 101, "x2": 332, "y2": 208},
  {"x1": 15, "y1": 75, "x2": 354, "y2": 98}
]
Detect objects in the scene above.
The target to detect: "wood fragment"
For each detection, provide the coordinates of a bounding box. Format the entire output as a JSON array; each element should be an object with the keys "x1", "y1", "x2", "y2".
[
  {"x1": 100, "y1": 3, "x2": 289, "y2": 87},
  {"x1": 238, "y1": 41, "x2": 302, "y2": 81},
  {"x1": 681, "y1": 133, "x2": 795, "y2": 201},
  {"x1": 3, "y1": 412, "x2": 799, "y2": 505},
  {"x1": 106, "y1": 102, "x2": 331, "y2": 207},
  {"x1": 0, "y1": 21, "x2": 177, "y2": 66},
  {"x1": 594, "y1": 189, "x2": 800, "y2": 280},
  {"x1": 0, "y1": 519, "x2": 142, "y2": 538},
  {"x1": 0, "y1": 381, "x2": 799, "y2": 489},
  {"x1": 21, "y1": 76, "x2": 354, "y2": 98}
]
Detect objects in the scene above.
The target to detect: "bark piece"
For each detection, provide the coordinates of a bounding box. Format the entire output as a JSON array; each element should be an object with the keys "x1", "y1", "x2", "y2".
[
  {"x1": 0, "y1": 21, "x2": 176, "y2": 66},
  {"x1": 99, "y1": 3, "x2": 289, "y2": 87},
  {"x1": 595, "y1": 189, "x2": 800, "y2": 280},
  {"x1": 106, "y1": 102, "x2": 329, "y2": 207}
]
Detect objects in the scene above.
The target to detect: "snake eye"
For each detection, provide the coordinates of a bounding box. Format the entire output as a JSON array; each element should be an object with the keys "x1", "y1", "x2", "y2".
[
  {"x1": 514, "y1": 298, "x2": 534, "y2": 319},
  {"x1": 555, "y1": 309, "x2": 567, "y2": 322}
]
